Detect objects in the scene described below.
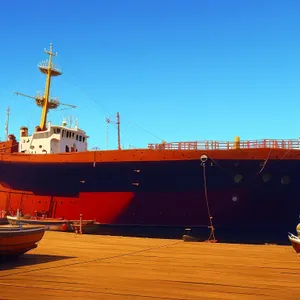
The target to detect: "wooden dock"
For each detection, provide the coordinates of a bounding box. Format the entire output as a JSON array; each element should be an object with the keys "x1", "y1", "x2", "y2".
[{"x1": 0, "y1": 232, "x2": 299, "y2": 299}]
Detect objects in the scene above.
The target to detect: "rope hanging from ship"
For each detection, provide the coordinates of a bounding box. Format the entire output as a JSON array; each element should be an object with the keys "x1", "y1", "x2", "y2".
[
  {"x1": 200, "y1": 155, "x2": 217, "y2": 243},
  {"x1": 256, "y1": 149, "x2": 272, "y2": 176},
  {"x1": 182, "y1": 154, "x2": 217, "y2": 243}
]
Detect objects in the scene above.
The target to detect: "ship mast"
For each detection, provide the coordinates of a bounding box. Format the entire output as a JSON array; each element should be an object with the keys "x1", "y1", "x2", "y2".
[
  {"x1": 39, "y1": 43, "x2": 61, "y2": 131},
  {"x1": 5, "y1": 106, "x2": 10, "y2": 141},
  {"x1": 105, "y1": 112, "x2": 121, "y2": 150},
  {"x1": 14, "y1": 44, "x2": 76, "y2": 131},
  {"x1": 116, "y1": 112, "x2": 121, "y2": 150},
  {"x1": 105, "y1": 117, "x2": 111, "y2": 150}
]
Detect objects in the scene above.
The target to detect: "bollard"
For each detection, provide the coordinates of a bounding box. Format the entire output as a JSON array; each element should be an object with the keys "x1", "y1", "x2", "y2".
[{"x1": 79, "y1": 214, "x2": 82, "y2": 234}]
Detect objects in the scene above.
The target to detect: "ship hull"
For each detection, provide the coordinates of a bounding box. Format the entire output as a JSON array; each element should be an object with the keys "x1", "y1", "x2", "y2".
[{"x1": 0, "y1": 154, "x2": 299, "y2": 243}]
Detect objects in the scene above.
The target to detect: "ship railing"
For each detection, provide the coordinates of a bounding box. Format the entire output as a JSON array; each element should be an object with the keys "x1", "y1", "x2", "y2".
[
  {"x1": 38, "y1": 60, "x2": 61, "y2": 73},
  {"x1": 147, "y1": 139, "x2": 300, "y2": 150}
]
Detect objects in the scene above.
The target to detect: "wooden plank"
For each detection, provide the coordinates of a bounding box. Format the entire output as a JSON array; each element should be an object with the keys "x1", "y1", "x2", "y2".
[{"x1": 0, "y1": 232, "x2": 299, "y2": 299}]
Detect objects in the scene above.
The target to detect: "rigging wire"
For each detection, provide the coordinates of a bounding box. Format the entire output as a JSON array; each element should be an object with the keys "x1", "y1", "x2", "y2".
[
  {"x1": 59, "y1": 77, "x2": 164, "y2": 145},
  {"x1": 119, "y1": 115, "x2": 164, "y2": 142},
  {"x1": 109, "y1": 122, "x2": 136, "y2": 149}
]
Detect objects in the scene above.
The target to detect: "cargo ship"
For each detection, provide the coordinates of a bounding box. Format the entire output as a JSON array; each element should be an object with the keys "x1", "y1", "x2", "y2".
[{"x1": 0, "y1": 44, "x2": 299, "y2": 243}]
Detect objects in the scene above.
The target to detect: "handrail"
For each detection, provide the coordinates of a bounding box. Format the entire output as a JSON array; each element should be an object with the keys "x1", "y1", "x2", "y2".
[
  {"x1": 147, "y1": 139, "x2": 300, "y2": 150},
  {"x1": 38, "y1": 60, "x2": 62, "y2": 73}
]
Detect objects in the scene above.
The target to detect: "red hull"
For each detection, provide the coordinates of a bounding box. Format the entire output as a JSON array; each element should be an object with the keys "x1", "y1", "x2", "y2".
[
  {"x1": 288, "y1": 234, "x2": 300, "y2": 255},
  {"x1": 0, "y1": 185, "x2": 247, "y2": 227},
  {"x1": 0, "y1": 182, "x2": 292, "y2": 231},
  {"x1": 291, "y1": 241, "x2": 300, "y2": 254}
]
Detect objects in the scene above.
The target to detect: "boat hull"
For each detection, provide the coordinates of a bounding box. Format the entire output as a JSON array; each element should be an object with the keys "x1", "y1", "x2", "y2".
[
  {"x1": 0, "y1": 227, "x2": 45, "y2": 258},
  {"x1": 288, "y1": 233, "x2": 300, "y2": 255},
  {"x1": 6, "y1": 216, "x2": 70, "y2": 231},
  {"x1": 0, "y1": 153, "x2": 299, "y2": 243}
]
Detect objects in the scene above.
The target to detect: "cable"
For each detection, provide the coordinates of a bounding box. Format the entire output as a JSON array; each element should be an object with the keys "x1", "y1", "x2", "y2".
[
  {"x1": 201, "y1": 160, "x2": 217, "y2": 242},
  {"x1": 0, "y1": 239, "x2": 183, "y2": 278}
]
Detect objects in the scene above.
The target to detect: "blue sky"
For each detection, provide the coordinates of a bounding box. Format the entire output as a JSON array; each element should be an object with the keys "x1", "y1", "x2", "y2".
[{"x1": 0, "y1": 0, "x2": 299, "y2": 149}]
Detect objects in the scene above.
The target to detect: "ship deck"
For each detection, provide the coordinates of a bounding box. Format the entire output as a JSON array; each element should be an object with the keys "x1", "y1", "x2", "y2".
[{"x1": 0, "y1": 232, "x2": 299, "y2": 299}]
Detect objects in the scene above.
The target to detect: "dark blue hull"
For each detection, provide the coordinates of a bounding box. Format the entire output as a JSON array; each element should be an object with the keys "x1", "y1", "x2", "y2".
[{"x1": 0, "y1": 158, "x2": 299, "y2": 243}]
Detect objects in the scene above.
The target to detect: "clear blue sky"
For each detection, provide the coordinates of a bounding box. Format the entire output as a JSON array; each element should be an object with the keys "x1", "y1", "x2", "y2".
[{"x1": 0, "y1": 0, "x2": 299, "y2": 149}]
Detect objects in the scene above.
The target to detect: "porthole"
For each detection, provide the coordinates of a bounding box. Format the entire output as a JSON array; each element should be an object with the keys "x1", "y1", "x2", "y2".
[
  {"x1": 232, "y1": 196, "x2": 238, "y2": 202},
  {"x1": 262, "y1": 173, "x2": 271, "y2": 182},
  {"x1": 281, "y1": 176, "x2": 290, "y2": 185},
  {"x1": 234, "y1": 174, "x2": 243, "y2": 184}
]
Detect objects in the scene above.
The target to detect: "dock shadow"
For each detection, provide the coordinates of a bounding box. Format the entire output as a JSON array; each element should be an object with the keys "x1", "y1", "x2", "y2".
[
  {"x1": 0, "y1": 253, "x2": 76, "y2": 271},
  {"x1": 96, "y1": 225, "x2": 291, "y2": 245}
]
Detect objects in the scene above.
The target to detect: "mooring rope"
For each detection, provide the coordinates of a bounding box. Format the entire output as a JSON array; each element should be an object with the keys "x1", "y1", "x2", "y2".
[{"x1": 201, "y1": 157, "x2": 217, "y2": 242}]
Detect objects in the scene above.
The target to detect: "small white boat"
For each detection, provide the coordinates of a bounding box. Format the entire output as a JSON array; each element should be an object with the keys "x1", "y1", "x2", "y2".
[{"x1": 7, "y1": 215, "x2": 70, "y2": 231}]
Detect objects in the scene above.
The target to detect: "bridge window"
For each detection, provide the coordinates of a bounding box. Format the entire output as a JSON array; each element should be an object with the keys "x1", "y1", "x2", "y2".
[
  {"x1": 76, "y1": 134, "x2": 78, "y2": 141},
  {"x1": 83, "y1": 137, "x2": 85, "y2": 143},
  {"x1": 66, "y1": 145, "x2": 69, "y2": 152},
  {"x1": 57, "y1": 128, "x2": 61, "y2": 134},
  {"x1": 79, "y1": 136, "x2": 82, "y2": 142}
]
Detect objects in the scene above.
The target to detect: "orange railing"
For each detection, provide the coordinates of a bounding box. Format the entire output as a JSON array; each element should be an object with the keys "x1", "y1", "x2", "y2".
[{"x1": 147, "y1": 139, "x2": 300, "y2": 150}]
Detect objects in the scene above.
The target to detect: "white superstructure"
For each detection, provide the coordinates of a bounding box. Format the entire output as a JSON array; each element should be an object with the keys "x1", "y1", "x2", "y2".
[{"x1": 19, "y1": 121, "x2": 88, "y2": 154}]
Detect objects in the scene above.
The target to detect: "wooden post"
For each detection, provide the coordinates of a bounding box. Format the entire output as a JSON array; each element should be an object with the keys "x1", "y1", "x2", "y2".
[{"x1": 80, "y1": 214, "x2": 82, "y2": 234}]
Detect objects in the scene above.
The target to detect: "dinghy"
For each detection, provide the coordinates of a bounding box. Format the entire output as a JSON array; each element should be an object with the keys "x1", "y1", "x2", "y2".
[{"x1": 0, "y1": 226, "x2": 45, "y2": 258}]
